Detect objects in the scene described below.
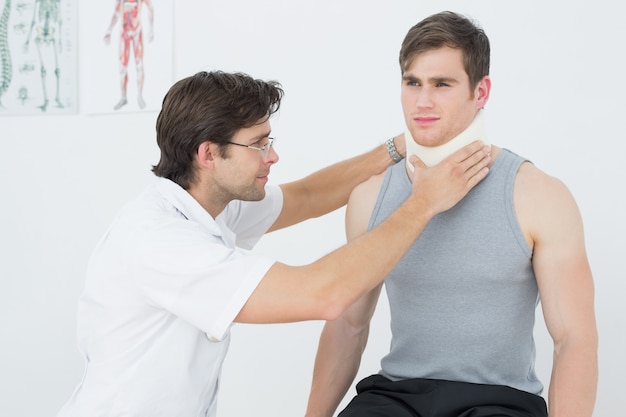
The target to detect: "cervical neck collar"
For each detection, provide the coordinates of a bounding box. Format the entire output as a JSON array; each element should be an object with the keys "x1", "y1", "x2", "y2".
[{"x1": 405, "y1": 109, "x2": 488, "y2": 171}]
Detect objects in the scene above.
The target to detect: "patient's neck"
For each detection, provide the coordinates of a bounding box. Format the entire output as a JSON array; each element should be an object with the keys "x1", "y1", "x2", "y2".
[{"x1": 405, "y1": 110, "x2": 488, "y2": 171}]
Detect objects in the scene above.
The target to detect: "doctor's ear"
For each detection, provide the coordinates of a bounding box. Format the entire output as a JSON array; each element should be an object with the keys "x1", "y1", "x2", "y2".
[{"x1": 197, "y1": 141, "x2": 216, "y2": 168}]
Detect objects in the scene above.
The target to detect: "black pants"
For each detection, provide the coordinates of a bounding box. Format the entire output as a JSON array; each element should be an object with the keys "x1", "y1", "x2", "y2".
[{"x1": 338, "y1": 375, "x2": 548, "y2": 417}]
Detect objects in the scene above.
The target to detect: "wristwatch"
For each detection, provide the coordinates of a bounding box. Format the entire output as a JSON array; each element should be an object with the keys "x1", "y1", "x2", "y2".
[{"x1": 386, "y1": 137, "x2": 403, "y2": 163}]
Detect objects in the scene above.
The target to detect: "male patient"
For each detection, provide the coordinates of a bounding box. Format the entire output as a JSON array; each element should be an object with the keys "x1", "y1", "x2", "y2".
[{"x1": 305, "y1": 11, "x2": 597, "y2": 417}]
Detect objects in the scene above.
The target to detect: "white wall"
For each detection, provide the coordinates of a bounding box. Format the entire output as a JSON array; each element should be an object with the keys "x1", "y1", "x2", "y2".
[{"x1": 1, "y1": 1, "x2": 624, "y2": 415}]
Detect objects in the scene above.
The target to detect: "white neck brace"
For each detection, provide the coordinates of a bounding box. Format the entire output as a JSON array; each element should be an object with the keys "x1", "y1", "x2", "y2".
[{"x1": 405, "y1": 110, "x2": 488, "y2": 171}]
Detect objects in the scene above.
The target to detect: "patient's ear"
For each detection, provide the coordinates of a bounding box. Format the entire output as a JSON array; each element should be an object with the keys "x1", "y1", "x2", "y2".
[{"x1": 475, "y1": 76, "x2": 491, "y2": 109}]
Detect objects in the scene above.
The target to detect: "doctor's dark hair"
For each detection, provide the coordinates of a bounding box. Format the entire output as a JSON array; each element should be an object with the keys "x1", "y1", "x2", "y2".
[
  {"x1": 152, "y1": 71, "x2": 284, "y2": 189},
  {"x1": 399, "y1": 11, "x2": 490, "y2": 89}
]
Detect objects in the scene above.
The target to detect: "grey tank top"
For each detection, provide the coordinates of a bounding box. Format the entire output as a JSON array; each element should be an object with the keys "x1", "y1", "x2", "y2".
[{"x1": 369, "y1": 149, "x2": 543, "y2": 395}]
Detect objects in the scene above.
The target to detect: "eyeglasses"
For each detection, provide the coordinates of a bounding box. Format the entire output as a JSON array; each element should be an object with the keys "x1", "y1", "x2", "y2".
[{"x1": 225, "y1": 137, "x2": 276, "y2": 159}]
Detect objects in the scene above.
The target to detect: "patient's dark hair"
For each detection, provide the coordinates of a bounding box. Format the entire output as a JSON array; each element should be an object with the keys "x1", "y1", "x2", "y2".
[{"x1": 399, "y1": 11, "x2": 490, "y2": 89}]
